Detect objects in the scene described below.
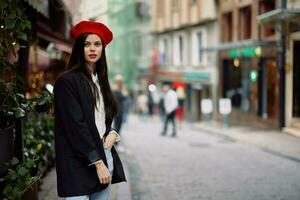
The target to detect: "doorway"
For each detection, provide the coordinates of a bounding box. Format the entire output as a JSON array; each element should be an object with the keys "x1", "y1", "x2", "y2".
[{"x1": 293, "y1": 41, "x2": 300, "y2": 119}]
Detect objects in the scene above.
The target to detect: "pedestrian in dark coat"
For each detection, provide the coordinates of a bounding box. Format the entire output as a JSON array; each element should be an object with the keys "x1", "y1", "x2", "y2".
[{"x1": 54, "y1": 20, "x2": 126, "y2": 199}]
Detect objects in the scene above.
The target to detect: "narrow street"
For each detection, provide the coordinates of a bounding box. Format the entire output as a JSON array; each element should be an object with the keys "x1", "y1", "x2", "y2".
[
  {"x1": 120, "y1": 116, "x2": 300, "y2": 200},
  {"x1": 38, "y1": 115, "x2": 300, "y2": 200}
]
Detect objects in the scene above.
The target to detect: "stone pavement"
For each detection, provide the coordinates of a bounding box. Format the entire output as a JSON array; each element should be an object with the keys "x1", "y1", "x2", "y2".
[
  {"x1": 38, "y1": 115, "x2": 300, "y2": 200},
  {"x1": 193, "y1": 121, "x2": 300, "y2": 162},
  {"x1": 121, "y1": 115, "x2": 300, "y2": 200}
]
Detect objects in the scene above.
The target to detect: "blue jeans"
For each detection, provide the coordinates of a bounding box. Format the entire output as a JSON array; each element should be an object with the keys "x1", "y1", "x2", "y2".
[{"x1": 65, "y1": 149, "x2": 114, "y2": 200}]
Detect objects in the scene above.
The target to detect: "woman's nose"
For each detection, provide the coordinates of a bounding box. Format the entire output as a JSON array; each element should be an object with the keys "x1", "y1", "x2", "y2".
[{"x1": 90, "y1": 45, "x2": 96, "y2": 51}]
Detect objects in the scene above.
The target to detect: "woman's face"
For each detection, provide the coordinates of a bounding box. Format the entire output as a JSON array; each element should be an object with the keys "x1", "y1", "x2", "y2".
[{"x1": 84, "y1": 34, "x2": 103, "y2": 66}]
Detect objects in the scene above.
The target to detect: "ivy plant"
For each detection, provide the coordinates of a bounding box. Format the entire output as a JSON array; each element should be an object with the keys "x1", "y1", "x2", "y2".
[
  {"x1": 1, "y1": 157, "x2": 39, "y2": 200},
  {"x1": 0, "y1": 0, "x2": 32, "y2": 128}
]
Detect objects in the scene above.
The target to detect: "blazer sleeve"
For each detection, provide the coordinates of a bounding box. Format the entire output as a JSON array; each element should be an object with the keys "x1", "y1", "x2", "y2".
[{"x1": 54, "y1": 77, "x2": 102, "y2": 165}]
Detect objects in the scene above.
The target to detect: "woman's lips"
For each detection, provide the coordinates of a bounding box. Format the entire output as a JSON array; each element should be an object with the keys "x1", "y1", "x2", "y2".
[{"x1": 88, "y1": 54, "x2": 97, "y2": 58}]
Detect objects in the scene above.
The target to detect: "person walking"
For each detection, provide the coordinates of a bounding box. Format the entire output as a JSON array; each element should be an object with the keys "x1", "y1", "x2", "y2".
[
  {"x1": 175, "y1": 86, "x2": 185, "y2": 129},
  {"x1": 54, "y1": 20, "x2": 126, "y2": 200},
  {"x1": 112, "y1": 74, "x2": 125, "y2": 138},
  {"x1": 161, "y1": 84, "x2": 178, "y2": 137},
  {"x1": 137, "y1": 91, "x2": 148, "y2": 120}
]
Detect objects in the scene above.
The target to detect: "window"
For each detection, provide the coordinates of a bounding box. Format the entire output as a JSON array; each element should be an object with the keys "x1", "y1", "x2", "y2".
[
  {"x1": 163, "y1": 38, "x2": 170, "y2": 64},
  {"x1": 173, "y1": 33, "x2": 186, "y2": 66},
  {"x1": 136, "y1": 1, "x2": 150, "y2": 19},
  {"x1": 179, "y1": 35, "x2": 183, "y2": 64},
  {"x1": 192, "y1": 28, "x2": 207, "y2": 65},
  {"x1": 197, "y1": 32, "x2": 203, "y2": 63},
  {"x1": 239, "y1": 6, "x2": 252, "y2": 40},
  {"x1": 158, "y1": 37, "x2": 171, "y2": 65},
  {"x1": 222, "y1": 12, "x2": 232, "y2": 42},
  {"x1": 259, "y1": 0, "x2": 276, "y2": 37}
]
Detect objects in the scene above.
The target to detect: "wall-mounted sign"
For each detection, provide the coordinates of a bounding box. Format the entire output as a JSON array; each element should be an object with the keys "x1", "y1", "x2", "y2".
[
  {"x1": 219, "y1": 98, "x2": 232, "y2": 115},
  {"x1": 201, "y1": 99, "x2": 213, "y2": 114}
]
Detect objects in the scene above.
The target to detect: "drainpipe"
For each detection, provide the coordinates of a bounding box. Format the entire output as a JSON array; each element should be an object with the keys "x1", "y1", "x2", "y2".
[{"x1": 279, "y1": 0, "x2": 286, "y2": 128}]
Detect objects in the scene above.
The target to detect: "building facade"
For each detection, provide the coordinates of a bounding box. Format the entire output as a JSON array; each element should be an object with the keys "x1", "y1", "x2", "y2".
[
  {"x1": 107, "y1": 0, "x2": 152, "y2": 90},
  {"x1": 217, "y1": 0, "x2": 281, "y2": 127},
  {"x1": 152, "y1": 0, "x2": 218, "y2": 121},
  {"x1": 258, "y1": 0, "x2": 300, "y2": 136},
  {"x1": 23, "y1": 0, "x2": 72, "y2": 94}
]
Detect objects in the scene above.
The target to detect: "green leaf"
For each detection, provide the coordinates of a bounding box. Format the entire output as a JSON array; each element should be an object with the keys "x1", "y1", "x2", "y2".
[
  {"x1": 8, "y1": 169, "x2": 16, "y2": 176},
  {"x1": 12, "y1": 186, "x2": 23, "y2": 198},
  {"x1": 26, "y1": 20, "x2": 32, "y2": 29},
  {"x1": 14, "y1": 107, "x2": 26, "y2": 118},
  {"x1": 25, "y1": 159, "x2": 35, "y2": 168},
  {"x1": 19, "y1": 32, "x2": 27, "y2": 41},
  {"x1": 11, "y1": 157, "x2": 19, "y2": 165},
  {"x1": 17, "y1": 166, "x2": 28, "y2": 176},
  {"x1": 3, "y1": 185, "x2": 13, "y2": 197},
  {"x1": 10, "y1": 172, "x2": 17, "y2": 180},
  {"x1": 0, "y1": 1, "x2": 8, "y2": 9},
  {"x1": 16, "y1": 93, "x2": 25, "y2": 98},
  {"x1": 4, "y1": 17, "x2": 16, "y2": 30}
]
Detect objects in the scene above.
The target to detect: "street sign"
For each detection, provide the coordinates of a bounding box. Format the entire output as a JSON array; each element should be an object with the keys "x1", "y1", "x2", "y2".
[
  {"x1": 201, "y1": 99, "x2": 213, "y2": 114},
  {"x1": 250, "y1": 70, "x2": 258, "y2": 83},
  {"x1": 219, "y1": 98, "x2": 232, "y2": 115}
]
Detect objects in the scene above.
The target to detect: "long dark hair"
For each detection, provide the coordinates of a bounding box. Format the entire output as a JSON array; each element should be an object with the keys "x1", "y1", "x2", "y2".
[{"x1": 67, "y1": 33, "x2": 118, "y2": 119}]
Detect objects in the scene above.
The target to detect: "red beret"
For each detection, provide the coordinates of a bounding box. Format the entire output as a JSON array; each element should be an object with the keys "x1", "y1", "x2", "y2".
[{"x1": 70, "y1": 21, "x2": 113, "y2": 46}]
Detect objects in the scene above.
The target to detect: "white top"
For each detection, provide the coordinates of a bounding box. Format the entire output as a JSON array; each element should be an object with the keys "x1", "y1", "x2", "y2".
[
  {"x1": 164, "y1": 89, "x2": 179, "y2": 114},
  {"x1": 92, "y1": 73, "x2": 106, "y2": 139}
]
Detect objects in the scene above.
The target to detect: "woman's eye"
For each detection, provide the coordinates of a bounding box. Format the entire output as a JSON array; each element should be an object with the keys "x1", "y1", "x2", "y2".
[
  {"x1": 84, "y1": 43, "x2": 90, "y2": 47},
  {"x1": 95, "y1": 42, "x2": 102, "y2": 47}
]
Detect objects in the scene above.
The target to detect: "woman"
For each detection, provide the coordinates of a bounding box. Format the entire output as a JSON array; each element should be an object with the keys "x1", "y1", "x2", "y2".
[{"x1": 54, "y1": 21, "x2": 126, "y2": 199}]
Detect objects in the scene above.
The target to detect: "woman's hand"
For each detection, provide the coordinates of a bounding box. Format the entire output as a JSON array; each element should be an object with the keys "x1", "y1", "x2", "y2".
[
  {"x1": 104, "y1": 131, "x2": 118, "y2": 150},
  {"x1": 95, "y1": 160, "x2": 111, "y2": 184}
]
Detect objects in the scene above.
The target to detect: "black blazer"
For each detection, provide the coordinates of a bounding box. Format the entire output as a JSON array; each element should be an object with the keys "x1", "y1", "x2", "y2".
[{"x1": 54, "y1": 68, "x2": 126, "y2": 197}]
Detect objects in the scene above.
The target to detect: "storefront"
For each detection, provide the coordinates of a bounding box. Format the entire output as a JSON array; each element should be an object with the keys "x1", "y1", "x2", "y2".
[
  {"x1": 219, "y1": 43, "x2": 279, "y2": 127},
  {"x1": 156, "y1": 70, "x2": 214, "y2": 122}
]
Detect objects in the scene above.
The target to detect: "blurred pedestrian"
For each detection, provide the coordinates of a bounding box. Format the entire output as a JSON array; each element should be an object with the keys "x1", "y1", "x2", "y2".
[
  {"x1": 176, "y1": 86, "x2": 185, "y2": 129},
  {"x1": 122, "y1": 88, "x2": 133, "y2": 124},
  {"x1": 147, "y1": 90, "x2": 154, "y2": 118},
  {"x1": 158, "y1": 92, "x2": 165, "y2": 122},
  {"x1": 161, "y1": 84, "x2": 178, "y2": 137},
  {"x1": 54, "y1": 20, "x2": 125, "y2": 200},
  {"x1": 112, "y1": 74, "x2": 125, "y2": 140},
  {"x1": 137, "y1": 90, "x2": 148, "y2": 120}
]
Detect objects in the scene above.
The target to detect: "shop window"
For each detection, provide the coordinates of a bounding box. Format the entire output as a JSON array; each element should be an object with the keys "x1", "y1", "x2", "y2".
[
  {"x1": 221, "y1": 12, "x2": 233, "y2": 42},
  {"x1": 259, "y1": 0, "x2": 276, "y2": 37},
  {"x1": 239, "y1": 6, "x2": 252, "y2": 40}
]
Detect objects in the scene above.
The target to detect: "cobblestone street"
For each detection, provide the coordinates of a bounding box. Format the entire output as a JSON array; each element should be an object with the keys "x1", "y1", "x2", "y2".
[{"x1": 121, "y1": 116, "x2": 300, "y2": 200}]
